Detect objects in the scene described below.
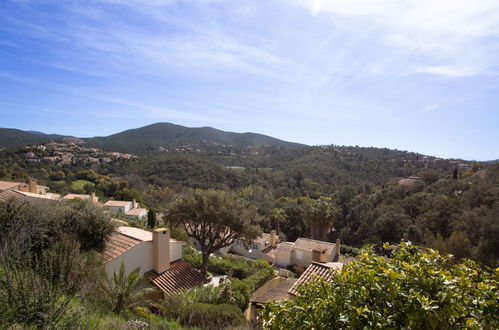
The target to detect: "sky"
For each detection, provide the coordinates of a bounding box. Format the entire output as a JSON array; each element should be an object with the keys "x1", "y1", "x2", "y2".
[{"x1": 0, "y1": 0, "x2": 498, "y2": 160}]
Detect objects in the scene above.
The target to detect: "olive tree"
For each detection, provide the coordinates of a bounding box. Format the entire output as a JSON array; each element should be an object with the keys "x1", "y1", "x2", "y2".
[{"x1": 166, "y1": 189, "x2": 261, "y2": 276}]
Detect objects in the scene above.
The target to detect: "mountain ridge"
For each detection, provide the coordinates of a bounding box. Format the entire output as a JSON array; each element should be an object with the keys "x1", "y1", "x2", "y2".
[{"x1": 0, "y1": 123, "x2": 306, "y2": 153}]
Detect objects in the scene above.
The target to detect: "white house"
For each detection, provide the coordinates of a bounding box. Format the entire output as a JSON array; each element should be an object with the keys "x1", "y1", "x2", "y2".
[
  {"x1": 103, "y1": 227, "x2": 205, "y2": 295},
  {"x1": 225, "y1": 230, "x2": 341, "y2": 269},
  {"x1": 103, "y1": 199, "x2": 148, "y2": 221}
]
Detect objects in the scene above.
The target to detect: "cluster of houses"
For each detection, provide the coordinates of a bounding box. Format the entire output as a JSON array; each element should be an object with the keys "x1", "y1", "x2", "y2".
[
  {"x1": 0, "y1": 178, "x2": 345, "y2": 313},
  {"x1": 20, "y1": 140, "x2": 135, "y2": 165},
  {"x1": 0, "y1": 178, "x2": 148, "y2": 221}
]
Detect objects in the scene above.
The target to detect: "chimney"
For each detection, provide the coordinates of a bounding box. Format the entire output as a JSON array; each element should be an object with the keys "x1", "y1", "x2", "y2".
[
  {"x1": 335, "y1": 239, "x2": 341, "y2": 259},
  {"x1": 312, "y1": 245, "x2": 327, "y2": 263},
  {"x1": 132, "y1": 199, "x2": 137, "y2": 209},
  {"x1": 153, "y1": 228, "x2": 170, "y2": 274},
  {"x1": 269, "y1": 230, "x2": 278, "y2": 247},
  {"x1": 28, "y1": 178, "x2": 37, "y2": 194},
  {"x1": 91, "y1": 192, "x2": 97, "y2": 203}
]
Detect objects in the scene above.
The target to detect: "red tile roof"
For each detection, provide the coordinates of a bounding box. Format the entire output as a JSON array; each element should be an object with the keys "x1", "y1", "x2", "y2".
[
  {"x1": 102, "y1": 232, "x2": 141, "y2": 263},
  {"x1": 251, "y1": 278, "x2": 297, "y2": 304},
  {"x1": 151, "y1": 260, "x2": 206, "y2": 295},
  {"x1": 288, "y1": 262, "x2": 343, "y2": 296},
  {"x1": 0, "y1": 190, "x2": 23, "y2": 203}
]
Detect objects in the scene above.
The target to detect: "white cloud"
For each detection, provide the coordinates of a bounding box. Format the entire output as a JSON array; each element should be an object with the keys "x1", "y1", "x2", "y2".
[
  {"x1": 414, "y1": 65, "x2": 475, "y2": 77},
  {"x1": 423, "y1": 104, "x2": 439, "y2": 112},
  {"x1": 292, "y1": 0, "x2": 499, "y2": 76}
]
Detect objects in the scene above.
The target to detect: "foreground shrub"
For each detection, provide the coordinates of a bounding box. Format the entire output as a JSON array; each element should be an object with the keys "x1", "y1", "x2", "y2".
[
  {"x1": 181, "y1": 303, "x2": 245, "y2": 329},
  {"x1": 0, "y1": 257, "x2": 81, "y2": 329},
  {"x1": 263, "y1": 242, "x2": 498, "y2": 329}
]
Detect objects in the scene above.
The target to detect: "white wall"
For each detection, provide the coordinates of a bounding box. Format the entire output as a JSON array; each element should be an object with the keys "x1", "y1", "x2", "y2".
[
  {"x1": 105, "y1": 241, "x2": 153, "y2": 276},
  {"x1": 105, "y1": 240, "x2": 183, "y2": 277},
  {"x1": 170, "y1": 241, "x2": 182, "y2": 262}
]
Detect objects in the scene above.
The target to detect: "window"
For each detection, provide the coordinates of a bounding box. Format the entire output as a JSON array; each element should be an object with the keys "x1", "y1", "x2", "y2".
[{"x1": 295, "y1": 250, "x2": 303, "y2": 260}]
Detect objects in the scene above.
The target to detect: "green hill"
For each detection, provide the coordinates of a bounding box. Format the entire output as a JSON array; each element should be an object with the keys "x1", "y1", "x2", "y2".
[
  {"x1": 85, "y1": 122, "x2": 306, "y2": 154},
  {"x1": 0, "y1": 128, "x2": 65, "y2": 148}
]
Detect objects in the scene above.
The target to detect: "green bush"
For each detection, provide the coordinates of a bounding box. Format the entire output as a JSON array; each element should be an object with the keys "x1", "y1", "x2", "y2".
[
  {"x1": 0, "y1": 257, "x2": 81, "y2": 329},
  {"x1": 263, "y1": 242, "x2": 499, "y2": 329},
  {"x1": 181, "y1": 303, "x2": 245, "y2": 330}
]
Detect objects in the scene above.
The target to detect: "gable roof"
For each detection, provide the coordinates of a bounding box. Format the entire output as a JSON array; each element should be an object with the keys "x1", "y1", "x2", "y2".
[
  {"x1": 62, "y1": 193, "x2": 94, "y2": 201},
  {"x1": 126, "y1": 208, "x2": 148, "y2": 216},
  {"x1": 15, "y1": 191, "x2": 61, "y2": 200},
  {"x1": 0, "y1": 190, "x2": 23, "y2": 203},
  {"x1": 293, "y1": 238, "x2": 335, "y2": 255},
  {"x1": 102, "y1": 232, "x2": 141, "y2": 263},
  {"x1": 151, "y1": 260, "x2": 206, "y2": 294},
  {"x1": 251, "y1": 278, "x2": 297, "y2": 304},
  {"x1": 0, "y1": 180, "x2": 21, "y2": 192},
  {"x1": 288, "y1": 262, "x2": 343, "y2": 296},
  {"x1": 104, "y1": 200, "x2": 132, "y2": 207},
  {"x1": 117, "y1": 226, "x2": 152, "y2": 241},
  {"x1": 276, "y1": 242, "x2": 294, "y2": 254}
]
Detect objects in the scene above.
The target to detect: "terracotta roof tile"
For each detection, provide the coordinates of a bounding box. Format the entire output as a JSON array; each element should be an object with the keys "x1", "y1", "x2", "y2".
[
  {"x1": 0, "y1": 190, "x2": 23, "y2": 203},
  {"x1": 0, "y1": 180, "x2": 22, "y2": 192},
  {"x1": 251, "y1": 279, "x2": 297, "y2": 304},
  {"x1": 102, "y1": 232, "x2": 141, "y2": 263},
  {"x1": 151, "y1": 260, "x2": 206, "y2": 295},
  {"x1": 288, "y1": 262, "x2": 343, "y2": 296}
]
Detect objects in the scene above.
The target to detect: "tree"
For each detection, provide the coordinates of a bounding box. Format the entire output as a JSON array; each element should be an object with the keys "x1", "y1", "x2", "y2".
[
  {"x1": 147, "y1": 209, "x2": 156, "y2": 228},
  {"x1": 452, "y1": 167, "x2": 458, "y2": 179},
  {"x1": 96, "y1": 263, "x2": 157, "y2": 315},
  {"x1": 263, "y1": 242, "x2": 498, "y2": 329},
  {"x1": 270, "y1": 208, "x2": 287, "y2": 236},
  {"x1": 304, "y1": 198, "x2": 337, "y2": 241},
  {"x1": 166, "y1": 189, "x2": 261, "y2": 276}
]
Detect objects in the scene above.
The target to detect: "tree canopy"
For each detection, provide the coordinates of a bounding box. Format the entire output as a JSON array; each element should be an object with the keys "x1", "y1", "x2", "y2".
[{"x1": 166, "y1": 189, "x2": 261, "y2": 275}]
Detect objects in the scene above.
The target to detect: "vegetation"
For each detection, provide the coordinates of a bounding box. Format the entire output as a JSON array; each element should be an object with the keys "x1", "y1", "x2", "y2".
[
  {"x1": 95, "y1": 263, "x2": 157, "y2": 315},
  {"x1": 166, "y1": 189, "x2": 262, "y2": 276},
  {"x1": 263, "y1": 242, "x2": 498, "y2": 329}
]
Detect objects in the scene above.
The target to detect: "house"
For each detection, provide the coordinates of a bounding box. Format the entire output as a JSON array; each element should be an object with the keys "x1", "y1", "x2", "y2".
[
  {"x1": 62, "y1": 192, "x2": 99, "y2": 203},
  {"x1": 277, "y1": 238, "x2": 340, "y2": 268},
  {"x1": 103, "y1": 199, "x2": 148, "y2": 221},
  {"x1": 226, "y1": 230, "x2": 341, "y2": 269},
  {"x1": 103, "y1": 227, "x2": 205, "y2": 295},
  {"x1": 0, "y1": 178, "x2": 60, "y2": 202},
  {"x1": 230, "y1": 231, "x2": 279, "y2": 263},
  {"x1": 0, "y1": 180, "x2": 22, "y2": 192},
  {"x1": 247, "y1": 261, "x2": 343, "y2": 321}
]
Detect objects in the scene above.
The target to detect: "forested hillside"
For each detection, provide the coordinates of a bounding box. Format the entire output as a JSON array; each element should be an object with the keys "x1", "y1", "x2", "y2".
[
  {"x1": 85, "y1": 122, "x2": 305, "y2": 154},
  {"x1": 1, "y1": 141, "x2": 497, "y2": 266}
]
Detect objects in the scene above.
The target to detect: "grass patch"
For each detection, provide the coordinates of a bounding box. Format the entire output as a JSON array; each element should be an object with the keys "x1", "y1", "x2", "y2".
[{"x1": 71, "y1": 179, "x2": 94, "y2": 190}]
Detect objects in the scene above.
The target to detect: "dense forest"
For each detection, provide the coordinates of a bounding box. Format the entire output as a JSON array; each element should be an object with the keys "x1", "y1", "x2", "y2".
[{"x1": 0, "y1": 141, "x2": 497, "y2": 266}]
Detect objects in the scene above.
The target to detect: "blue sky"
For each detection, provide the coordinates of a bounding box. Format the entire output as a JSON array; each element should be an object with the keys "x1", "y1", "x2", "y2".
[{"x1": 0, "y1": 0, "x2": 498, "y2": 160}]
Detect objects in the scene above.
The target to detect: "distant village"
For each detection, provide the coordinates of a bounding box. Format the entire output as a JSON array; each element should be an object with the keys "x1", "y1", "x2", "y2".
[{"x1": 18, "y1": 138, "x2": 135, "y2": 165}]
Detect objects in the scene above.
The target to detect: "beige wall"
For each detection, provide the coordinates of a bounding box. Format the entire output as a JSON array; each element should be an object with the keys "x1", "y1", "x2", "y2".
[
  {"x1": 105, "y1": 239, "x2": 182, "y2": 277},
  {"x1": 170, "y1": 241, "x2": 182, "y2": 262},
  {"x1": 291, "y1": 249, "x2": 313, "y2": 268},
  {"x1": 275, "y1": 251, "x2": 291, "y2": 268},
  {"x1": 105, "y1": 241, "x2": 153, "y2": 276}
]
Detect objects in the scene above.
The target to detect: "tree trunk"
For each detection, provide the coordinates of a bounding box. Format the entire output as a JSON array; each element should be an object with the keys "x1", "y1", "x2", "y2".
[{"x1": 200, "y1": 252, "x2": 210, "y2": 277}]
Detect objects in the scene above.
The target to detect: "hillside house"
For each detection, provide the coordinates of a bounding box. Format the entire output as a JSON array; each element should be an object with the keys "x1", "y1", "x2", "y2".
[
  {"x1": 221, "y1": 230, "x2": 341, "y2": 269},
  {"x1": 103, "y1": 199, "x2": 147, "y2": 221},
  {"x1": 248, "y1": 261, "x2": 343, "y2": 321},
  {"x1": 103, "y1": 227, "x2": 205, "y2": 295},
  {"x1": 0, "y1": 178, "x2": 60, "y2": 202}
]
